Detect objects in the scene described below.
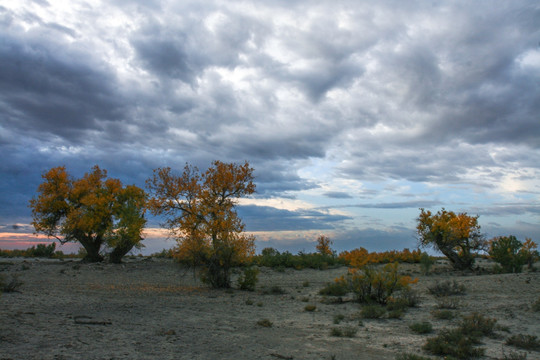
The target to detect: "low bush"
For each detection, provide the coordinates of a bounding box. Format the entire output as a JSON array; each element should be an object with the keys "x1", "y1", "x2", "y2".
[
  {"x1": 319, "y1": 279, "x2": 349, "y2": 296},
  {"x1": 333, "y1": 314, "x2": 345, "y2": 324},
  {"x1": 360, "y1": 304, "x2": 386, "y2": 319},
  {"x1": 432, "y1": 309, "x2": 456, "y2": 320},
  {"x1": 420, "y1": 252, "x2": 435, "y2": 275},
  {"x1": 349, "y1": 263, "x2": 418, "y2": 304},
  {"x1": 409, "y1": 321, "x2": 433, "y2": 334},
  {"x1": 237, "y1": 267, "x2": 259, "y2": 291},
  {"x1": 499, "y1": 350, "x2": 528, "y2": 360},
  {"x1": 423, "y1": 328, "x2": 484, "y2": 359},
  {"x1": 395, "y1": 354, "x2": 432, "y2": 360},
  {"x1": 531, "y1": 297, "x2": 540, "y2": 312},
  {"x1": 254, "y1": 247, "x2": 344, "y2": 270},
  {"x1": 257, "y1": 318, "x2": 273, "y2": 327},
  {"x1": 1, "y1": 275, "x2": 23, "y2": 293},
  {"x1": 330, "y1": 326, "x2": 357, "y2": 338},
  {"x1": 428, "y1": 280, "x2": 466, "y2": 297},
  {"x1": 459, "y1": 312, "x2": 497, "y2": 340},
  {"x1": 436, "y1": 296, "x2": 461, "y2": 309},
  {"x1": 304, "y1": 304, "x2": 316, "y2": 312},
  {"x1": 506, "y1": 334, "x2": 540, "y2": 351}
]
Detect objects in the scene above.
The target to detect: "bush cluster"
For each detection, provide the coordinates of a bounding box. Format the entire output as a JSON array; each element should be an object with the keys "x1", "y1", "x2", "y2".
[
  {"x1": 237, "y1": 267, "x2": 259, "y2": 291},
  {"x1": 489, "y1": 236, "x2": 539, "y2": 273},
  {"x1": 428, "y1": 280, "x2": 466, "y2": 297},
  {"x1": 0, "y1": 243, "x2": 70, "y2": 259},
  {"x1": 253, "y1": 248, "x2": 345, "y2": 270},
  {"x1": 423, "y1": 312, "x2": 497, "y2": 359},
  {"x1": 339, "y1": 248, "x2": 422, "y2": 268}
]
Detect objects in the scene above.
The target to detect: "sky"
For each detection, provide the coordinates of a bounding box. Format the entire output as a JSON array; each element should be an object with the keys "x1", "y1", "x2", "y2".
[{"x1": 1, "y1": 0, "x2": 539, "y2": 255}]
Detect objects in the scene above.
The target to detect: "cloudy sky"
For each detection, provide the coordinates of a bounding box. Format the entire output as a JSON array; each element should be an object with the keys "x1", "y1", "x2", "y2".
[{"x1": 1, "y1": 0, "x2": 539, "y2": 255}]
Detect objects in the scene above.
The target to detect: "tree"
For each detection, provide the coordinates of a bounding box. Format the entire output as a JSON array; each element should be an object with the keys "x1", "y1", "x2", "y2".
[
  {"x1": 29, "y1": 166, "x2": 147, "y2": 263},
  {"x1": 488, "y1": 235, "x2": 527, "y2": 273},
  {"x1": 146, "y1": 160, "x2": 256, "y2": 288},
  {"x1": 416, "y1": 208, "x2": 486, "y2": 270},
  {"x1": 316, "y1": 235, "x2": 334, "y2": 256}
]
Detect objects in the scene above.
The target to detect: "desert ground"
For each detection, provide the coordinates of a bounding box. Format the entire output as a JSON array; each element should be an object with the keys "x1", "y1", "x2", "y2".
[{"x1": 1, "y1": 257, "x2": 539, "y2": 360}]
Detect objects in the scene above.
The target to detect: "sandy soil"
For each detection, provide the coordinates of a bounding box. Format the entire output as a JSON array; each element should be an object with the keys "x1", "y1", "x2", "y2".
[{"x1": 1, "y1": 258, "x2": 539, "y2": 360}]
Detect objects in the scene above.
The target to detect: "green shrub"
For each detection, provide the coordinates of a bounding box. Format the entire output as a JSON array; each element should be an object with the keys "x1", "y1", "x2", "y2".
[
  {"x1": 304, "y1": 304, "x2": 316, "y2": 312},
  {"x1": 428, "y1": 280, "x2": 466, "y2": 297},
  {"x1": 237, "y1": 267, "x2": 259, "y2": 291},
  {"x1": 2, "y1": 275, "x2": 23, "y2": 293},
  {"x1": 436, "y1": 296, "x2": 461, "y2": 309},
  {"x1": 257, "y1": 318, "x2": 273, "y2": 327},
  {"x1": 420, "y1": 252, "x2": 435, "y2": 275},
  {"x1": 395, "y1": 353, "x2": 432, "y2": 360},
  {"x1": 361, "y1": 304, "x2": 386, "y2": 319},
  {"x1": 333, "y1": 314, "x2": 345, "y2": 324},
  {"x1": 458, "y1": 312, "x2": 497, "y2": 340},
  {"x1": 265, "y1": 285, "x2": 286, "y2": 295},
  {"x1": 349, "y1": 263, "x2": 417, "y2": 304},
  {"x1": 488, "y1": 236, "x2": 527, "y2": 273},
  {"x1": 423, "y1": 328, "x2": 485, "y2": 359},
  {"x1": 531, "y1": 297, "x2": 540, "y2": 312},
  {"x1": 319, "y1": 279, "x2": 349, "y2": 296},
  {"x1": 409, "y1": 321, "x2": 433, "y2": 334},
  {"x1": 499, "y1": 350, "x2": 528, "y2": 360},
  {"x1": 506, "y1": 334, "x2": 540, "y2": 351},
  {"x1": 330, "y1": 326, "x2": 357, "y2": 338},
  {"x1": 388, "y1": 309, "x2": 404, "y2": 319},
  {"x1": 254, "y1": 248, "x2": 345, "y2": 270},
  {"x1": 432, "y1": 309, "x2": 456, "y2": 320}
]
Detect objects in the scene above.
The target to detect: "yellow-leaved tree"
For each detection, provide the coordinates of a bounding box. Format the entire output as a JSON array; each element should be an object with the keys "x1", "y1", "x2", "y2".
[
  {"x1": 416, "y1": 208, "x2": 486, "y2": 270},
  {"x1": 146, "y1": 161, "x2": 255, "y2": 288},
  {"x1": 29, "y1": 166, "x2": 147, "y2": 263}
]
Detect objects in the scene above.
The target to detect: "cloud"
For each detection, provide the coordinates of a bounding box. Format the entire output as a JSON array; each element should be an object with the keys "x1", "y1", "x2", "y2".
[
  {"x1": 1, "y1": 1, "x2": 539, "y2": 253},
  {"x1": 238, "y1": 205, "x2": 351, "y2": 232}
]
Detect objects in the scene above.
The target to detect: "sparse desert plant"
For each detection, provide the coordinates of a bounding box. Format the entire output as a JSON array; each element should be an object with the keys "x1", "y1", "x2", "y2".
[
  {"x1": 237, "y1": 267, "x2": 259, "y2": 291},
  {"x1": 432, "y1": 309, "x2": 456, "y2": 320},
  {"x1": 333, "y1": 314, "x2": 345, "y2": 324},
  {"x1": 506, "y1": 334, "x2": 540, "y2": 351},
  {"x1": 436, "y1": 296, "x2": 461, "y2": 309},
  {"x1": 420, "y1": 252, "x2": 435, "y2": 275},
  {"x1": 428, "y1": 280, "x2": 466, "y2": 297},
  {"x1": 417, "y1": 208, "x2": 486, "y2": 270},
  {"x1": 499, "y1": 349, "x2": 528, "y2": 360},
  {"x1": 458, "y1": 312, "x2": 497, "y2": 340},
  {"x1": 395, "y1": 354, "x2": 432, "y2": 360},
  {"x1": 348, "y1": 262, "x2": 418, "y2": 304},
  {"x1": 387, "y1": 309, "x2": 404, "y2": 319},
  {"x1": 330, "y1": 326, "x2": 357, "y2": 338},
  {"x1": 488, "y1": 236, "x2": 527, "y2": 273},
  {"x1": 360, "y1": 304, "x2": 386, "y2": 319},
  {"x1": 319, "y1": 278, "x2": 349, "y2": 297},
  {"x1": 257, "y1": 318, "x2": 273, "y2": 327},
  {"x1": 394, "y1": 288, "x2": 421, "y2": 308},
  {"x1": 302, "y1": 281, "x2": 310, "y2": 287},
  {"x1": 409, "y1": 321, "x2": 433, "y2": 334},
  {"x1": 532, "y1": 297, "x2": 540, "y2": 312},
  {"x1": 265, "y1": 285, "x2": 286, "y2": 295},
  {"x1": 423, "y1": 328, "x2": 485, "y2": 358},
  {"x1": 2, "y1": 275, "x2": 23, "y2": 293},
  {"x1": 304, "y1": 304, "x2": 316, "y2": 312},
  {"x1": 245, "y1": 299, "x2": 254, "y2": 305}
]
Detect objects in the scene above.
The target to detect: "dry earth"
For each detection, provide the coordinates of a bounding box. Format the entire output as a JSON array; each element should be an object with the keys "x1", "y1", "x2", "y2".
[{"x1": 1, "y1": 258, "x2": 539, "y2": 360}]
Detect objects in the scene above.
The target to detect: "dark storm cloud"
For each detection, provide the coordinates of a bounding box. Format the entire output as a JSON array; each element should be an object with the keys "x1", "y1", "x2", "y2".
[{"x1": 1, "y1": 0, "x2": 539, "y2": 252}]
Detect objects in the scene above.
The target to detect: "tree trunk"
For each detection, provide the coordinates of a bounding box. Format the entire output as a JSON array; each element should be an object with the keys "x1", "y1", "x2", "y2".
[
  {"x1": 440, "y1": 247, "x2": 473, "y2": 270},
  {"x1": 79, "y1": 236, "x2": 104, "y2": 263}
]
